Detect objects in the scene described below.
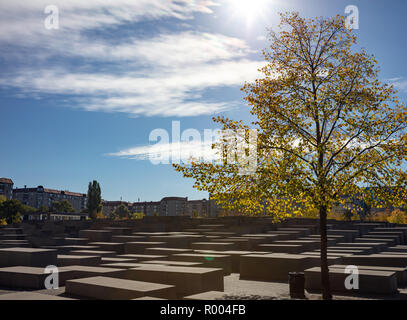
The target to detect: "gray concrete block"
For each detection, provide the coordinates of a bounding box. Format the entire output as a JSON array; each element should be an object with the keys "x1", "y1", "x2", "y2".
[
  {"x1": 0, "y1": 248, "x2": 57, "y2": 267},
  {"x1": 304, "y1": 267, "x2": 398, "y2": 294},
  {"x1": 65, "y1": 276, "x2": 176, "y2": 299},
  {"x1": 240, "y1": 253, "x2": 315, "y2": 282}
]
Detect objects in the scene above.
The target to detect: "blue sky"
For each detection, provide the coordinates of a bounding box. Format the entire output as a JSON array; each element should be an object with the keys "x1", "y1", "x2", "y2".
[{"x1": 1, "y1": 0, "x2": 407, "y2": 202}]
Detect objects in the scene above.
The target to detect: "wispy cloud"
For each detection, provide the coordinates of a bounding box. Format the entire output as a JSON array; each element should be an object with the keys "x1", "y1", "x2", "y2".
[
  {"x1": 388, "y1": 77, "x2": 407, "y2": 92},
  {"x1": 0, "y1": 0, "x2": 265, "y2": 117},
  {"x1": 107, "y1": 140, "x2": 220, "y2": 163}
]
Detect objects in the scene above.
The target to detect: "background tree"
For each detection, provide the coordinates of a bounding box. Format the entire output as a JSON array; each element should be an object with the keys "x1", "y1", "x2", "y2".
[
  {"x1": 0, "y1": 199, "x2": 26, "y2": 224},
  {"x1": 86, "y1": 180, "x2": 102, "y2": 220},
  {"x1": 38, "y1": 205, "x2": 50, "y2": 213},
  {"x1": 174, "y1": 13, "x2": 407, "y2": 299},
  {"x1": 112, "y1": 204, "x2": 130, "y2": 220},
  {"x1": 51, "y1": 200, "x2": 75, "y2": 213}
]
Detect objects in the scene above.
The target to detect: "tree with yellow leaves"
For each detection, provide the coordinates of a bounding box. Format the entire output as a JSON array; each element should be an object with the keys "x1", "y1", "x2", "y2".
[{"x1": 174, "y1": 13, "x2": 407, "y2": 299}]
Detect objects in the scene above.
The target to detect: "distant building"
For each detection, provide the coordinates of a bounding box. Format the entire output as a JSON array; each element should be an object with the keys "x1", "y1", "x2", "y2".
[
  {"x1": 13, "y1": 185, "x2": 87, "y2": 213},
  {"x1": 102, "y1": 201, "x2": 133, "y2": 218},
  {"x1": 20, "y1": 211, "x2": 87, "y2": 221},
  {"x1": 187, "y1": 199, "x2": 213, "y2": 217},
  {"x1": 132, "y1": 201, "x2": 161, "y2": 216},
  {"x1": 161, "y1": 197, "x2": 188, "y2": 216},
  {"x1": 0, "y1": 178, "x2": 13, "y2": 200},
  {"x1": 103, "y1": 196, "x2": 220, "y2": 217}
]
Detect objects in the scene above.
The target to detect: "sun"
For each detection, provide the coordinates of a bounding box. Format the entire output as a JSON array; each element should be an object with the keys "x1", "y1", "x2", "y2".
[{"x1": 227, "y1": 0, "x2": 271, "y2": 26}]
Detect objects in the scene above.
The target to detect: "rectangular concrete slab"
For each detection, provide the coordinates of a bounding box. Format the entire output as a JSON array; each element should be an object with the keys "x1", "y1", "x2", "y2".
[
  {"x1": 111, "y1": 235, "x2": 147, "y2": 243},
  {"x1": 65, "y1": 276, "x2": 176, "y2": 299},
  {"x1": 171, "y1": 253, "x2": 232, "y2": 275},
  {"x1": 88, "y1": 242, "x2": 125, "y2": 254},
  {"x1": 121, "y1": 265, "x2": 224, "y2": 298},
  {"x1": 0, "y1": 266, "x2": 75, "y2": 289},
  {"x1": 342, "y1": 254, "x2": 407, "y2": 268},
  {"x1": 144, "y1": 248, "x2": 193, "y2": 256},
  {"x1": 100, "y1": 262, "x2": 166, "y2": 269},
  {"x1": 101, "y1": 257, "x2": 139, "y2": 264},
  {"x1": 256, "y1": 244, "x2": 305, "y2": 254},
  {"x1": 70, "y1": 250, "x2": 116, "y2": 257},
  {"x1": 184, "y1": 291, "x2": 226, "y2": 300},
  {"x1": 59, "y1": 265, "x2": 126, "y2": 279},
  {"x1": 141, "y1": 260, "x2": 204, "y2": 267},
  {"x1": 57, "y1": 255, "x2": 101, "y2": 266},
  {"x1": 117, "y1": 254, "x2": 168, "y2": 261},
  {"x1": 0, "y1": 247, "x2": 57, "y2": 267},
  {"x1": 191, "y1": 242, "x2": 238, "y2": 251},
  {"x1": 124, "y1": 242, "x2": 166, "y2": 254},
  {"x1": 78, "y1": 230, "x2": 113, "y2": 242},
  {"x1": 304, "y1": 267, "x2": 398, "y2": 294},
  {"x1": 330, "y1": 264, "x2": 407, "y2": 287},
  {"x1": 240, "y1": 253, "x2": 315, "y2": 282}
]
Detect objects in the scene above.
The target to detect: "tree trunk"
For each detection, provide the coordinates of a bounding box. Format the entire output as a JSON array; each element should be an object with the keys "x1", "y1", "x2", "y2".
[{"x1": 319, "y1": 205, "x2": 332, "y2": 300}]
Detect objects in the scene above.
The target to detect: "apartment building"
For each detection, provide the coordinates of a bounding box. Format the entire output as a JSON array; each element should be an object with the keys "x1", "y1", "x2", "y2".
[
  {"x1": 13, "y1": 185, "x2": 87, "y2": 213},
  {"x1": 0, "y1": 178, "x2": 13, "y2": 200},
  {"x1": 102, "y1": 201, "x2": 133, "y2": 217},
  {"x1": 103, "y1": 196, "x2": 219, "y2": 217}
]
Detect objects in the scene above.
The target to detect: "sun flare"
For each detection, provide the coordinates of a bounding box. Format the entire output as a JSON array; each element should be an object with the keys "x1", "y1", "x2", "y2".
[{"x1": 228, "y1": 0, "x2": 270, "y2": 22}]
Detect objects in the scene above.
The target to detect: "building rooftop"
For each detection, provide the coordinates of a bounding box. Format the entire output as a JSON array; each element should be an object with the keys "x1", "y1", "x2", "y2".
[
  {"x1": 13, "y1": 185, "x2": 86, "y2": 197},
  {"x1": 0, "y1": 178, "x2": 13, "y2": 184}
]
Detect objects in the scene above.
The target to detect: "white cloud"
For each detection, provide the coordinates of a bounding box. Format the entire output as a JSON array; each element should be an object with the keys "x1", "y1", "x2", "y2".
[
  {"x1": 108, "y1": 139, "x2": 220, "y2": 163},
  {"x1": 0, "y1": 52, "x2": 264, "y2": 117},
  {"x1": 388, "y1": 77, "x2": 407, "y2": 92},
  {"x1": 0, "y1": 0, "x2": 218, "y2": 41},
  {"x1": 0, "y1": 0, "x2": 265, "y2": 117}
]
